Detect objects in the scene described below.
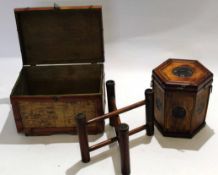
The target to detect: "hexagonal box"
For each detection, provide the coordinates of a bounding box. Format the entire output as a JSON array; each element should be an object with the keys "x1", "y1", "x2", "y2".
[{"x1": 152, "y1": 59, "x2": 213, "y2": 138}]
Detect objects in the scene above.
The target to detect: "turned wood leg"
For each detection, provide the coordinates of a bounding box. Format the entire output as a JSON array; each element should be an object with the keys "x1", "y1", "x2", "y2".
[
  {"x1": 118, "y1": 123, "x2": 130, "y2": 175},
  {"x1": 145, "y1": 89, "x2": 154, "y2": 136},
  {"x1": 106, "y1": 80, "x2": 120, "y2": 127},
  {"x1": 75, "y1": 113, "x2": 90, "y2": 163}
]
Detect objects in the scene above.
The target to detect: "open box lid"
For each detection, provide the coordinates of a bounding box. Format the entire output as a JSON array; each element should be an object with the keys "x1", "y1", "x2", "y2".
[{"x1": 15, "y1": 6, "x2": 104, "y2": 65}]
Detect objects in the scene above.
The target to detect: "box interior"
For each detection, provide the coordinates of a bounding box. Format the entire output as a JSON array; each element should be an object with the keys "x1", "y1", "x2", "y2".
[{"x1": 12, "y1": 64, "x2": 103, "y2": 96}]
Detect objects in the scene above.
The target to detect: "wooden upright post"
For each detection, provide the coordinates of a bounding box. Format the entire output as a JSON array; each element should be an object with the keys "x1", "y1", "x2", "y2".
[
  {"x1": 75, "y1": 113, "x2": 90, "y2": 163},
  {"x1": 118, "y1": 123, "x2": 130, "y2": 175},
  {"x1": 145, "y1": 89, "x2": 154, "y2": 136},
  {"x1": 106, "y1": 80, "x2": 119, "y2": 126}
]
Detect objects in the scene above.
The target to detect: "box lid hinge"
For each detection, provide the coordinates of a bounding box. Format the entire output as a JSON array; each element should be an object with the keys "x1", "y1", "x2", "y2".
[{"x1": 54, "y1": 3, "x2": 60, "y2": 10}]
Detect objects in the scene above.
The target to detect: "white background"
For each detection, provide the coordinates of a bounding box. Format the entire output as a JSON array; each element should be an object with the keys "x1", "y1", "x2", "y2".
[{"x1": 0, "y1": 0, "x2": 218, "y2": 175}]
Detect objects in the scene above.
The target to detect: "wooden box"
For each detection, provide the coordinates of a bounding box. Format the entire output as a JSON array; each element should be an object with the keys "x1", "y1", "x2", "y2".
[
  {"x1": 10, "y1": 6, "x2": 105, "y2": 136},
  {"x1": 152, "y1": 59, "x2": 213, "y2": 138}
]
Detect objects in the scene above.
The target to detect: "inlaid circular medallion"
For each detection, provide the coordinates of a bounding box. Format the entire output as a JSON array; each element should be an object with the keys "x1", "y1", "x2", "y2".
[
  {"x1": 172, "y1": 106, "x2": 186, "y2": 119},
  {"x1": 172, "y1": 65, "x2": 193, "y2": 78}
]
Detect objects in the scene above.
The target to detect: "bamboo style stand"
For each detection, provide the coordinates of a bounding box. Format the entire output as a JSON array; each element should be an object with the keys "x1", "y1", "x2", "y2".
[{"x1": 75, "y1": 80, "x2": 154, "y2": 175}]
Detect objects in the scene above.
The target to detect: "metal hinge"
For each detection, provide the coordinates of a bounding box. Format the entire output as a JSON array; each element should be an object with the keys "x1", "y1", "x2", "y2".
[
  {"x1": 54, "y1": 3, "x2": 60, "y2": 10},
  {"x1": 210, "y1": 85, "x2": 213, "y2": 93}
]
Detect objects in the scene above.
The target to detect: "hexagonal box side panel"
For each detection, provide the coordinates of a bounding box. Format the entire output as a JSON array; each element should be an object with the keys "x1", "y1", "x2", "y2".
[
  {"x1": 153, "y1": 81, "x2": 165, "y2": 129},
  {"x1": 192, "y1": 85, "x2": 211, "y2": 132},
  {"x1": 164, "y1": 90, "x2": 195, "y2": 134}
]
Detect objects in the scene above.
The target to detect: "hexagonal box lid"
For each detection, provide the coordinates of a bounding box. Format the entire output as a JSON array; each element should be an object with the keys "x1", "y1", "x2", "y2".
[{"x1": 152, "y1": 59, "x2": 213, "y2": 91}]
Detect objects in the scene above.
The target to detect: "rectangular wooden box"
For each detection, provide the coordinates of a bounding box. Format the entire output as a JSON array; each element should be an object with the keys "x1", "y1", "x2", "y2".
[{"x1": 10, "y1": 6, "x2": 105, "y2": 136}]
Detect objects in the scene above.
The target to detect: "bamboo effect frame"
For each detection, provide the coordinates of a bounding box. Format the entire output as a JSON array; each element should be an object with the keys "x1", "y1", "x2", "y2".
[{"x1": 75, "y1": 80, "x2": 154, "y2": 175}]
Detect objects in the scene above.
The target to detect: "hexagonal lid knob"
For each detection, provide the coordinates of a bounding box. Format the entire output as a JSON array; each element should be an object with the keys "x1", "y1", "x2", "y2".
[{"x1": 152, "y1": 59, "x2": 213, "y2": 91}]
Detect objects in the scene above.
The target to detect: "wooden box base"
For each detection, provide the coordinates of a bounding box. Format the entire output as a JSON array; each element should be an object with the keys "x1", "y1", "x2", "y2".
[
  {"x1": 155, "y1": 119, "x2": 206, "y2": 138},
  {"x1": 11, "y1": 64, "x2": 105, "y2": 136}
]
